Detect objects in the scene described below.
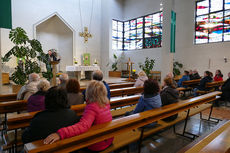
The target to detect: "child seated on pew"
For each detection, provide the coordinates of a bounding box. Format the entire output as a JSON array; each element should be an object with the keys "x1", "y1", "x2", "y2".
[
  {"x1": 160, "y1": 77, "x2": 179, "y2": 122},
  {"x1": 177, "y1": 71, "x2": 190, "y2": 87},
  {"x1": 27, "y1": 79, "x2": 50, "y2": 112},
  {"x1": 44, "y1": 80, "x2": 113, "y2": 152},
  {"x1": 193, "y1": 71, "x2": 213, "y2": 96},
  {"x1": 126, "y1": 79, "x2": 162, "y2": 127},
  {"x1": 22, "y1": 87, "x2": 79, "y2": 144}
]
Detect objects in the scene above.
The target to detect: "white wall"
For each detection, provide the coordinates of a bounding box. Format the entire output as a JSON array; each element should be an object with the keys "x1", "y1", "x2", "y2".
[
  {"x1": 174, "y1": 0, "x2": 230, "y2": 79},
  {"x1": 1, "y1": 0, "x2": 102, "y2": 73},
  {"x1": 36, "y1": 15, "x2": 73, "y2": 72},
  {"x1": 101, "y1": 0, "x2": 124, "y2": 76},
  {"x1": 121, "y1": 0, "x2": 163, "y2": 72}
]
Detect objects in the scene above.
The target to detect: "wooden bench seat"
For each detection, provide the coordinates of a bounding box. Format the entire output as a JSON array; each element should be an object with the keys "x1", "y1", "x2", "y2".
[
  {"x1": 23, "y1": 91, "x2": 221, "y2": 153},
  {"x1": 182, "y1": 79, "x2": 201, "y2": 86},
  {"x1": 179, "y1": 120, "x2": 230, "y2": 153}
]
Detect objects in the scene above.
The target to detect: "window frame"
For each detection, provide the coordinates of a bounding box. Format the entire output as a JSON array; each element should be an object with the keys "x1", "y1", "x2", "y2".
[
  {"x1": 112, "y1": 11, "x2": 163, "y2": 51},
  {"x1": 195, "y1": 0, "x2": 230, "y2": 44}
]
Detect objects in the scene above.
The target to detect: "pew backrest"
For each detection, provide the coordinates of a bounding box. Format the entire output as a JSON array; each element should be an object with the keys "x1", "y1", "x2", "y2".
[{"x1": 24, "y1": 91, "x2": 221, "y2": 153}]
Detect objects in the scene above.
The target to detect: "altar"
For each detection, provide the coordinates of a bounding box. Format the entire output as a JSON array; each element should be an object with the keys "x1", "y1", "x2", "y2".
[{"x1": 66, "y1": 65, "x2": 100, "y2": 80}]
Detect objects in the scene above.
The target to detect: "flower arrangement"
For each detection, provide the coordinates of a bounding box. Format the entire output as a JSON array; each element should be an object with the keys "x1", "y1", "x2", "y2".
[{"x1": 73, "y1": 57, "x2": 78, "y2": 64}]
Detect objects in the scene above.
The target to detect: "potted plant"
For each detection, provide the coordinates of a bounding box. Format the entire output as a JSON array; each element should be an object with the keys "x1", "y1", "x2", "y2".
[
  {"x1": 2, "y1": 27, "x2": 52, "y2": 93},
  {"x1": 108, "y1": 54, "x2": 122, "y2": 77},
  {"x1": 173, "y1": 61, "x2": 183, "y2": 77},
  {"x1": 139, "y1": 57, "x2": 155, "y2": 78}
]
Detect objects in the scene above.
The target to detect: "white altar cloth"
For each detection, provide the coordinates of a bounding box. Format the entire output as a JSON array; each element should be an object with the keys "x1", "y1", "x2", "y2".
[{"x1": 66, "y1": 65, "x2": 100, "y2": 72}]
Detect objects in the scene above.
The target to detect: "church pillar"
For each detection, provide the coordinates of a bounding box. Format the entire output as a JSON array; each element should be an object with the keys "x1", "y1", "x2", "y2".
[
  {"x1": 161, "y1": 0, "x2": 175, "y2": 82},
  {"x1": 0, "y1": 29, "x2": 3, "y2": 94}
]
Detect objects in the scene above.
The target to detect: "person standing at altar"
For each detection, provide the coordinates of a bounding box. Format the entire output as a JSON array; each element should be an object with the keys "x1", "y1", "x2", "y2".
[{"x1": 82, "y1": 70, "x2": 111, "y2": 101}]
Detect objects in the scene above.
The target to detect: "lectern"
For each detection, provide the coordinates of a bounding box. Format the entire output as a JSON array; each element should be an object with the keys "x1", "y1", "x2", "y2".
[{"x1": 50, "y1": 61, "x2": 59, "y2": 86}]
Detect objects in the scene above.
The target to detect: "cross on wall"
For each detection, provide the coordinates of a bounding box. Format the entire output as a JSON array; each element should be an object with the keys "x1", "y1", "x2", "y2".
[{"x1": 79, "y1": 27, "x2": 92, "y2": 43}]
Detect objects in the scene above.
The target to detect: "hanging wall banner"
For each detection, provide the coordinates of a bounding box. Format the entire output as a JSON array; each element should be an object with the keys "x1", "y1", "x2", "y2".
[
  {"x1": 0, "y1": 0, "x2": 12, "y2": 29},
  {"x1": 170, "y1": 11, "x2": 176, "y2": 53}
]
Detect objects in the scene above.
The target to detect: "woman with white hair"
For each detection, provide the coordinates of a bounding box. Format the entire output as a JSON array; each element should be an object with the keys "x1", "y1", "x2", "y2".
[
  {"x1": 27, "y1": 79, "x2": 50, "y2": 112},
  {"x1": 134, "y1": 71, "x2": 148, "y2": 87}
]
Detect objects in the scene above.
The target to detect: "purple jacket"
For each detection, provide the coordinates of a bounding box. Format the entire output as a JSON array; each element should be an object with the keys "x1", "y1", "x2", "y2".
[{"x1": 27, "y1": 91, "x2": 46, "y2": 112}]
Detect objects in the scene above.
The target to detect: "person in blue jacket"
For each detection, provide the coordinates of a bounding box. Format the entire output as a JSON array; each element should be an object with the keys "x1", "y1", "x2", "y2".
[
  {"x1": 82, "y1": 70, "x2": 111, "y2": 101},
  {"x1": 132, "y1": 79, "x2": 162, "y2": 127},
  {"x1": 177, "y1": 71, "x2": 190, "y2": 87}
]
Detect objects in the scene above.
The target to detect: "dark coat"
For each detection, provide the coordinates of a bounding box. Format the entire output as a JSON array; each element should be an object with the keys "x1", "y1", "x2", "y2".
[
  {"x1": 22, "y1": 109, "x2": 79, "y2": 144},
  {"x1": 198, "y1": 76, "x2": 213, "y2": 91},
  {"x1": 192, "y1": 73, "x2": 201, "y2": 80},
  {"x1": 222, "y1": 78, "x2": 230, "y2": 101},
  {"x1": 160, "y1": 86, "x2": 179, "y2": 121}
]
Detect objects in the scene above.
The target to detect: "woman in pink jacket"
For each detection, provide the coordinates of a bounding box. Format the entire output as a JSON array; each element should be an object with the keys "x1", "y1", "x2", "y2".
[{"x1": 44, "y1": 80, "x2": 113, "y2": 152}]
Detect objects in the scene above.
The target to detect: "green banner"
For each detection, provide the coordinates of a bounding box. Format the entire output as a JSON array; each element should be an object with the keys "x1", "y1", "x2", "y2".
[
  {"x1": 0, "y1": 0, "x2": 12, "y2": 29},
  {"x1": 170, "y1": 11, "x2": 176, "y2": 53}
]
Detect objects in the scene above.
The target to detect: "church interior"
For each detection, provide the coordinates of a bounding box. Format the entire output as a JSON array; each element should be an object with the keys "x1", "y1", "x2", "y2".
[{"x1": 0, "y1": 0, "x2": 230, "y2": 152}]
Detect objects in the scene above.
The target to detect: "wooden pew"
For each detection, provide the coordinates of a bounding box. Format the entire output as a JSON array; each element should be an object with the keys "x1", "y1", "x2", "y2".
[
  {"x1": 179, "y1": 120, "x2": 230, "y2": 153},
  {"x1": 24, "y1": 91, "x2": 221, "y2": 153},
  {"x1": 182, "y1": 79, "x2": 200, "y2": 86},
  {"x1": 6, "y1": 95, "x2": 141, "y2": 131},
  {"x1": 2, "y1": 95, "x2": 140, "y2": 151},
  {"x1": 197, "y1": 81, "x2": 225, "y2": 95},
  {"x1": 110, "y1": 87, "x2": 143, "y2": 97},
  {"x1": 0, "y1": 82, "x2": 135, "y2": 102},
  {"x1": 0, "y1": 93, "x2": 17, "y2": 102}
]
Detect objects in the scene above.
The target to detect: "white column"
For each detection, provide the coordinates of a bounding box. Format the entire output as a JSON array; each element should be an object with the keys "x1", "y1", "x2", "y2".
[
  {"x1": 0, "y1": 28, "x2": 3, "y2": 94},
  {"x1": 161, "y1": 0, "x2": 175, "y2": 82}
]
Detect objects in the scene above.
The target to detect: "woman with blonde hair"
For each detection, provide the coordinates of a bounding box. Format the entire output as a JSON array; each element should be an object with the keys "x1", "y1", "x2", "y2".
[
  {"x1": 160, "y1": 77, "x2": 179, "y2": 121},
  {"x1": 134, "y1": 70, "x2": 148, "y2": 87},
  {"x1": 44, "y1": 80, "x2": 113, "y2": 152},
  {"x1": 27, "y1": 79, "x2": 50, "y2": 112}
]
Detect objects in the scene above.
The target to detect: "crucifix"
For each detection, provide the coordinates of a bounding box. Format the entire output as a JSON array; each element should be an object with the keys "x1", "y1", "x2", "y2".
[
  {"x1": 126, "y1": 58, "x2": 134, "y2": 81},
  {"x1": 79, "y1": 27, "x2": 92, "y2": 43}
]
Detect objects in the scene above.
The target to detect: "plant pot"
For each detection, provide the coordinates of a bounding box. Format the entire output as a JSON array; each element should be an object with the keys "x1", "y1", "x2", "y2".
[
  {"x1": 12, "y1": 84, "x2": 22, "y2": 93},
  {"x1": 109, "y1": 71, "x2": 122, "y2": 77}
]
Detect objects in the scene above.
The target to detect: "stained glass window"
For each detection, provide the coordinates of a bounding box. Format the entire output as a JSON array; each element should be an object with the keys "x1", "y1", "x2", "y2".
[
  {"x1": 195, "y1": 0, "x2": 230, "y2": 44},
  {"x1": 112, "y1": 11, "x2": 162, "y2": 50},
  {"x1": 112, "y1": 20, "x2": 123, "y2": 50}
]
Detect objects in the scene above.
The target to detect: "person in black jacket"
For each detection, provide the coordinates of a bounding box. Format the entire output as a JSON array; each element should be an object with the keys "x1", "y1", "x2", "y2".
[
  {"x1": 221, "y1": 72, "x2": 230, "y2": 101},
  {"x1": 192, "y1": 70, "x2": 201, "y2": 80},
  {"x1": 193, "y1": 71, "x2": 213, "y2": 96},
  {"x1": 161, "y1": 77, "x2": 179, "y2": 122},
  {"x1": 22, "y1": 86, "x2": 79, "y2": 144}
]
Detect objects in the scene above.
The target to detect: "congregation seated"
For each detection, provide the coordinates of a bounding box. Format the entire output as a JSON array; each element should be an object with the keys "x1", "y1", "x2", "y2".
[
  {"x1": 166, "y1": 72, "x2": 177, "y2": 87},
  {"x1": 134, "y1": 70, "x2": 148, "y2": 87},
  {"x1": 221, "y1": 72, "x2": 230, "y2": 101},
  {"x1": 17, "y1": 73, "x2": 40, "y2": 100},
  {"x1": 66, "y1": 78, "x2": 84, "y2": 105},
  {"x1": 83, "y1": 70, "x2": 111, "y2": 101},
  {"x1": 190, "y1": 69, "x2": 201, "y2": 80},
  {"x1": 22, "y1": 86, "x2": 79, "y2": 144},
  {"x1": 27, "y1": 79, "x2": 50, "y2": 112},
  {"x1": 160, "y1": 77, "x2": 179, "y2": 122},
  {"x1": 193, "y1": 71, "x2": 213, "y2": 96},
  {"x1": 44, "y1": 80, "x2": 113, "y2": 152},
  {"x1": 177, "y1": 71, "x2": 190, "y2": 87},
  {"x1": 58, "y1": 73, "x2": 69, "y2": 89},
  {"x1": 214, "y1": 69, "x2": 223, "y2": 81}
]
